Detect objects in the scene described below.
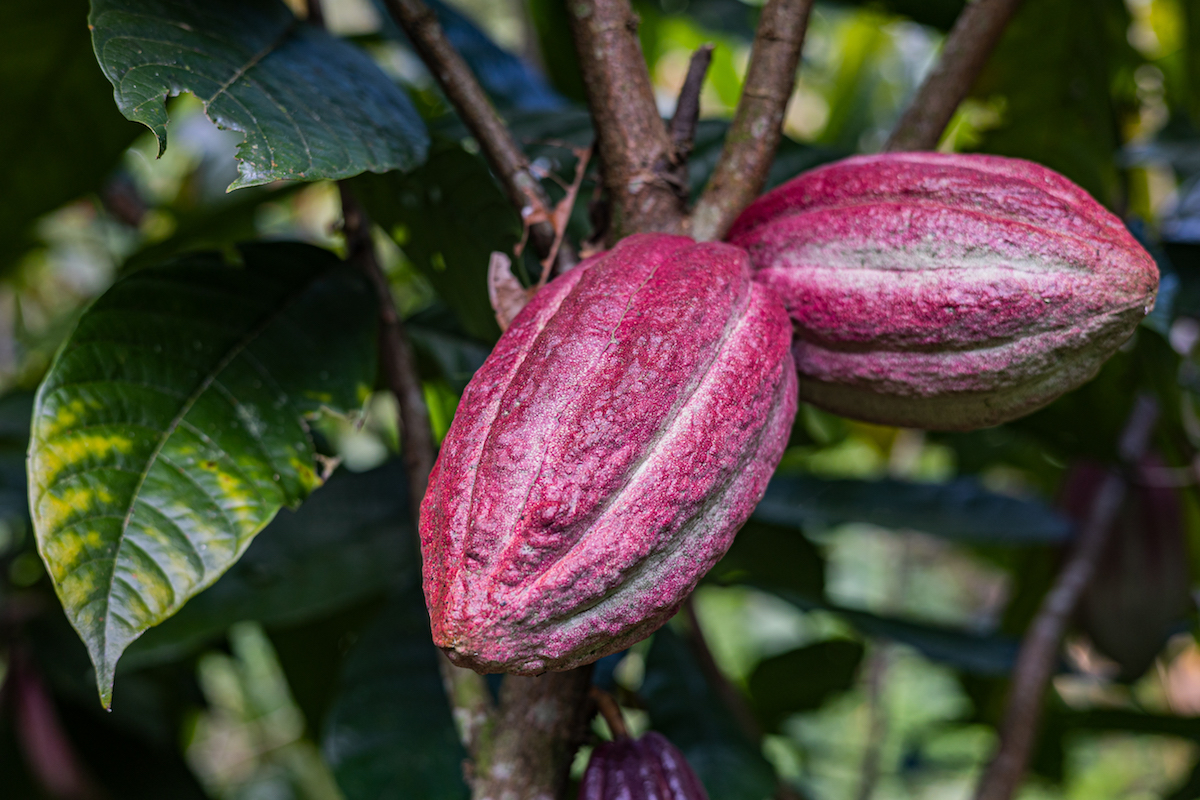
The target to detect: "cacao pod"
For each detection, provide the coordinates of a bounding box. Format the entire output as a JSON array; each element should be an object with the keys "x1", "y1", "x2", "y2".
[
  {"x1": 581, "y1": 732, "x2": 710, "y2": 800},
  {"x1": 728, "y1": 152, "x2": 1159, "y2": 431},
  {"x1": 420, "y1": 233, "x2": 797, "y2": 674},
  {"x1": 1061, "y1": 457, "x2": 1193, "y2": 681}
]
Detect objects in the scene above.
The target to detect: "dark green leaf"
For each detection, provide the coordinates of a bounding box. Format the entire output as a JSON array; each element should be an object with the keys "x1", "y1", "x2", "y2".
[
  {"x1": 322, "y1": 589, "x2": 469, "y2": 799},
  {"x1": 0, "y1": 0, "x2": 142, "y2": 270},
  {"x1": 971, "y1": 0, "x2": 1139, "y2": 207},
  {"x1": 642, "y1": 627, "x2": 777, "y2": 800},
  {"x1": 89, "y1": 0, "x2": 429, "y2": 188},
  {"x1": 124, "y1": 460, "x2": 415, "y2": 668},
  {"x1": 269, "y1": 598, "x2": 389, "y2": 737},
  {"x1": 749, "y1": 586, "x2": 1021, "y2": 676},
  {"x1": 756, "y1": 475, "x2": 1072, "y2": 545},
  {"x1": 353, "y1": 144, "x2": 520, "y2": 342},
  {"x1": 29, "y1": 241, "x2": 378, "y2": 706},
  {"x1": 406, "y1": 303, "x2": 491, "y2": 392},
  {"x1": 748, "y1": 640, "x2": 864, "y2": 731},
  {"x1": 708, "y1": 519, "x2": 826, "y2": 598}
]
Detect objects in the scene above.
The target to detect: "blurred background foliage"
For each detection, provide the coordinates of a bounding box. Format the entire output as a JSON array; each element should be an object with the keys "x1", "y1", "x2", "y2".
[{"x1": 4, "y1": 0, "x2": 1200, "y2": 798}]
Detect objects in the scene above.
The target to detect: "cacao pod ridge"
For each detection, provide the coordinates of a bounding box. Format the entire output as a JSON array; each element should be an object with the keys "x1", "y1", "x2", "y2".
[
  {"x1": 729, "y1": 152, "x2": 1160, "y2": 430},
  {"x1": 420, "y1": 233, "x2": 798, "y2": 674}
]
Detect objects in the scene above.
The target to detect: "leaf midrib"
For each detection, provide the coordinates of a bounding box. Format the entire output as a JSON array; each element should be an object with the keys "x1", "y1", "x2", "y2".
[{"x1": 98, "y1": 266, "x2": 328, "y2": 674}]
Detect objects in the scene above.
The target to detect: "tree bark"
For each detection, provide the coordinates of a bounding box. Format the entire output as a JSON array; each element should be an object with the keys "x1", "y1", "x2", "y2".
[
  {"x1": 567, "y1": 0, "x2": 685, "y2": 240},
  {"x1": 884, "y1": 0, "x2": 1025, "y2": 152},
  {"x1": 470, "y1": 668, "x2": 596, "y2": 800},
  {"x1": 690, "y1": 0, "x2": 814, "y2": 241},
  {"x1": 973, "y1": 395, "x2": 1160, "y2": 800}
]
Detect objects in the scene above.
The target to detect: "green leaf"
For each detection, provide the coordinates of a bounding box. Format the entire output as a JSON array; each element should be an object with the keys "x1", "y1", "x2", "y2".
[
  {"x1": 970, "y1": 0, "x2": 1139, "y2": 207},
  {"x1": 322, "y1": 589, "x2": 469, "y2": 799},
  {"x1": 708, "y1": 519, "x2": 826, "y2": 598},
  {"x1": 0, "y1": 0, "x2": 142, "y2": 270},
  {"x1": 642, "y1": 627, "x2": 777, "y2": 800},
  {"x1": 764, "y1": 586, "x2": 1021, "y2": 676},
  {"x1": 89, "y1": 0, "x2": 429, "y2": 189},
  {"x1": 28, "y1": 241, "x2": 378, "y2": 707},
  {"x1": 748, "y1": 639, "x2": 864, "y2": 732},
  {"x1": 406, "y1": 304, "x2": 491, "y2": 392},
  {"x1": 756, "y1": 475, "x2": 1072, "y2": 545},
  {"x1": 124, "y1": 459, "x2": 416, "y2": 668},
  {"x1": 353, "y1": 144, "x2": 520, "y2": 342}
]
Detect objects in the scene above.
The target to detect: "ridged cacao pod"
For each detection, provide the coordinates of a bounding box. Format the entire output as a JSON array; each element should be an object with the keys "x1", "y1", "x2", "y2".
[
  {"x1": 728, "y1": 152, "x2": 1159, "y2": 431},
  {"x1": 581, "y1": 732, "x2": 709, "y2": 800},
  {"x1": 1061, "y1": 457, "x2": 1193, "y2": 681},
  {"x1": 420, "y1": 233, "x2": 797, "y2": 674}
]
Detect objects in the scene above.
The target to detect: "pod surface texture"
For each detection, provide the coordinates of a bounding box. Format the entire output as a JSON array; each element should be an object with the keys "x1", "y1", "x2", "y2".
[
  {"x1": 420, "y1": 233, "x2": 798, "y2": 674},
  {"x1": 580, "y1": 732, "x2": 710, "y2": 800},
  {"x1": 728, "y1": 152, "x2": 1159, "y2": 430}
]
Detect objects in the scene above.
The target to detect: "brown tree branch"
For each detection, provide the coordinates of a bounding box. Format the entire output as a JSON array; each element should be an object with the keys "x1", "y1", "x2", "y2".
[
  {"x1": 670, "y1": 44, "x2": 715, "y2": 162},
  {"x1": 690, "y1": 0, "x2": 814, "y2": 242},
  {"x1": 339, "y1": 186, "x2": 436, "y2": 505},
  {"x1": 379, "y1": 0, "x2": 575, "y2": 268},
  {"x1": 883, "y1": 0, "x2": 1025, "y2": 152},
  {"x1": 973, "y1": 394, "x2": 1160, "y2": 800},
  {"x1": 589, "y1": 686, "x2": 629, "y2": 739},
  {"x1": 470, "y1": 668, "x2": 596, "y2": 800},
  {"x1": 567, "y1": 0, "x2": 685, "y2": 239}
]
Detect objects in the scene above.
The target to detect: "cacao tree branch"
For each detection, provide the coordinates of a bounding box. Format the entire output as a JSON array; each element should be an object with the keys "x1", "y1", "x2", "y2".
[
  {"x1": 470, "y1": 668, "x2": 596, "y2": 800},
  {"x1": 690, "y1": 0, "x2": 814, "y2": 242},
  {"x1": 379, "y1": 0, "x2": 575, "y2": 267},
  {"x1": 883, "y1": 0, "x2": 1025, "y2": 152},
  {"x1": 973, "y1": 394, "x2": 1160, "y2": 800},
  {"x1": 567, "y1": 0, "x2": 686, "y2": 239},
  {"x1": 670, "y1": 44, "x2": 715, "y2": 162},
  {"x1": 589, "y1": 686, "x2": 629, "y2": 739},
  {"x1": 339, "y1": 186, "x2": 436, "y2": 504},
  {"x1": 342, "y1": 183, "x2": 496, "y2": 772},
  {"x1": 682, "y1": 598, "x2": 763, "y2": 742}
]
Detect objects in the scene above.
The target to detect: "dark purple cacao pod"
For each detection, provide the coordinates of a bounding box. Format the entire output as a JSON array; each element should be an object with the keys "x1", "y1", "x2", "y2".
[
  {"x1": 1061, "y1": 457, "x2": 1193, "y2": 680},
  {"x1": 420, "y1": 233, "x2": 797, "y2": 674},
  {"x1": 728, "y1": 153, "x2": 1159, "y2": 431},
  {"x1": 581, "y1": 732, "x2": 710, "y2": 800}
]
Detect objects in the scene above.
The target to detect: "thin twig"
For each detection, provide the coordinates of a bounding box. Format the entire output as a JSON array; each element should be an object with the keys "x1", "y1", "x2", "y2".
[
  {"x1": 683, "y1": 598, "x2": 809, "y2": 800},
  {"x1": 567, "y1": 0, "x2": 685, "y2": 240},
  {"x1": 883, "y1": 0, "x2": 1025, "y2": 152},
  {"x1": 973, "y1": 394, "x2": 1160, "y2": 800},
  {"x1": 690, "y1": 0, "x2": 814, "y2": 242},
  {"x1": 339, "y1": 186, "x2": 436, "y2": 506},
  {"x1": 379, "y1": 0, "x2": 575, "y2": 269},
  {"x1": 670, "y1": 44, "x2": 715, "y2": 161},
  {"x1": 682, "y1": 598, "x2": 763, "y2": 744},
  {"x1": 537, "y1": 145, "x2": 592, "y2": 287},
  {"x1": 589, "y1": 686, "x2": 629, "y2": 739}
]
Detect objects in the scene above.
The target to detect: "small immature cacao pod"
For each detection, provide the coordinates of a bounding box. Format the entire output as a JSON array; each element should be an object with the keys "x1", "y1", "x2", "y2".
[
  {"x1": 581, "y1": 732, "x2": 710, "y2": 800},
  {"x1": 1061, "y1": 457, "x2": 1193, "y2": 681},
  {"x1": 728, "y1": 153, "x2": 1160, "y2": 431},
  {"x1": 420, "y1": 233, "x2": 797, "y2": 674}
]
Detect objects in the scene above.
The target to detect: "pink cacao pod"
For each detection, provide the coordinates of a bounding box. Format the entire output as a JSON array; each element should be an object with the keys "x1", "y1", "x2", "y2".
[
  {"x1": 1061, "y1": 457, "x2": 1193, "y2": 680},
  {"x1": 581, "y1": 732, "x2": 710, "y2": 800},
  {"x1": 728, "y1": 152, "x2": 1160, "y2": 430},
  {"x1": 420, "y1": 233, "x2": 797, "y2": 674}
]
